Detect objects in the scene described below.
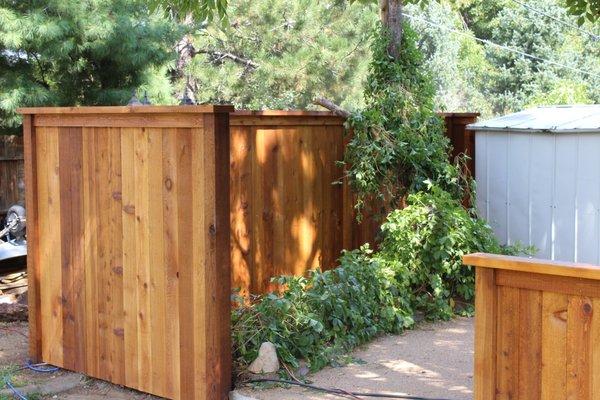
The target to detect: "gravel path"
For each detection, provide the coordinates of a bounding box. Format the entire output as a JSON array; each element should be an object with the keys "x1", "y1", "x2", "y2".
[{"x1": 237, "y1": 317, "x2": 474, "y2": 400}]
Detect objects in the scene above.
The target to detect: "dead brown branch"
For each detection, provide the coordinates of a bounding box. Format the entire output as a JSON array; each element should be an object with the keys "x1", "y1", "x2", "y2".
[{"x1": 313, "y1": 97, "x2": 350, "y2": 118}]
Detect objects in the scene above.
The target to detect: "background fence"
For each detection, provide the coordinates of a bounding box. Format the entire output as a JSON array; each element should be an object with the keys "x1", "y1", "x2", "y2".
[
  {"x1": 0, "y1": 135, "x2": 25, "y2": 215},
  {"x1": 229, "y1": 111, "x2": 478, "y2": 294}
]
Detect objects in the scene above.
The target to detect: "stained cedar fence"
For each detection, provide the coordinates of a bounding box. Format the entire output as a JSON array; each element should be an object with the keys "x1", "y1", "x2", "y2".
[
  {"x1": 19, "y1": 106, "x2": 232, "y2": 400},
  {"x1": 229, "y1": 111, "x2": 479, "y2": 295},
  {"x1": 464, "y1": 253, "x2": 600, "y2": 400},
  {"x1": 0, "y1": 135, "x2": 25, "y2": 215}
]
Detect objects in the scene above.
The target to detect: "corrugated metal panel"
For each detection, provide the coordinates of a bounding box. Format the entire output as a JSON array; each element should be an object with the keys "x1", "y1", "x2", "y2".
[
  {"x1": 528, "y1": 134, "x2": 554, "y2": 259},
  {"x1": 468, "y1": 105, "x2": 600, "y2": 133},
  {"x1": 476, "y1": 131, "x2": 600, "y2": 264},
  {"x1": 506, "y1": 134, "x2": 529, "y2": 247},
  {"x1": 475, "y1": 131, "x2": 488, "y2": 220},
  {"x1": 488, "y1": 133, "x2": 509, "y2": 242}
]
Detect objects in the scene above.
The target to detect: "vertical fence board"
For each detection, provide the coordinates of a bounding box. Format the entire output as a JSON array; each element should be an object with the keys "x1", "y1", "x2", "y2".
[
  {"x1": 162, "y1": 129, "x2": 181, "y2": 398},
  {"x1": 22, "y1": 117, "x2": 41, "y2": 361},
  {"x1": 566, "y1": 296, "x2": 593, "y2": 399},
  {"x1": 474, "y1": 267, "x2": 497, "y2": 400},
  {"x1": 496, "y1": 286, "x2": 519, "y2": 399},
  {"x1": 108, "y1": 127, "x2": 125, "y2": 385},
  {"x1": 120, "y1": 127, "x2": 139, "y2": 387},
  {"x1": 46, "y1": 128, "x2": 64, "y2": 366},
  {"x1": 541, "y1": 291, "x2": 569, "y2": 399},
  {"x1": 517, "y1": 289, "x2": 542, "y2": 399},
  {"x1": 82, "y1": 127, "x2": 99, "y2": 378}
]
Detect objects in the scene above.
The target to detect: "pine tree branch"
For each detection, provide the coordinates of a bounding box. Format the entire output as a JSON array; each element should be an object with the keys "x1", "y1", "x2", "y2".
[
  {"x1": 313, "y1": 97, "x2": 350, "y2": 118},
  {"x1": 192, "y1": 48, "x2": 259, "y2": 69}
]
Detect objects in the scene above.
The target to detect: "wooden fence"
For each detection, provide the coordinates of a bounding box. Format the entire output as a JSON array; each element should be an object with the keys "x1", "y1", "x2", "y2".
[
  {"x1": 0, "y1": 135, "x2": 25, "y2": 214},
  {"x1": 464, "y1": 253, "x2": 600, "y2": 400},
  {"x1": 230, "y1": 111, "x2": 479, "y2": 294},
  {"x1": 6, "y1": 110, "x2": 477, "y2": 296},
  {"x1": 20, "y1": 106, "x2": 232, "y2": 400}
]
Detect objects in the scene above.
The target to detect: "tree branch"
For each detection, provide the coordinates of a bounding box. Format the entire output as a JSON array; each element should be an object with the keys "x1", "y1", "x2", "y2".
[
  {"x1": 193, "y1": 49, "x2": 259, "y2": 69},
  {"x1": 313, "y1": 97, "x2": 350, "y2": 118}
]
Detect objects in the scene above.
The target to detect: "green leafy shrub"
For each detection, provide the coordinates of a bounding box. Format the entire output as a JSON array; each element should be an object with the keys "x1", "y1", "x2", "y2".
[
  {"x1": 232, "y1": 247, "x2": 413, "y2": 372},
  {"x1": 377, "y1": 185, "x2": 528, "y2": 319}
]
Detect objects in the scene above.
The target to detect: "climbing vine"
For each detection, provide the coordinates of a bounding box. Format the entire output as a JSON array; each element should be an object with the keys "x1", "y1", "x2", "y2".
[{"x1": 344, "y1": 23, "x2": 464, "y2": 216}]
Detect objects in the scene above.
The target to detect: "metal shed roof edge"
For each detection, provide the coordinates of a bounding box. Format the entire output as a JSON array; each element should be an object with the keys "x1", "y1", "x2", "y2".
[
  {"x1": 466, "y1": 127, "x2": 600, "y2": 134},
  {"x1": 466, "y1": 105, "x2": 600, "y2": 133}
]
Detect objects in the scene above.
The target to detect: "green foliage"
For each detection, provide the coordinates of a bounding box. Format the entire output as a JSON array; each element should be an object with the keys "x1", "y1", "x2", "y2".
[
  {"x1": 527, "y1": 78, "x2": 593, "y2": 107},
  {"x1": 232, "y1": 247, "x2": 413, "y2": 372},
  {"x1": 169, "y1": 0, "x2": 598, "y2": 118},
  {"x1": 149, "y1": 0, "x2": 228, "y2": 22},
  {"x1": 0, "y1": 0, "x2": 183, "y2": 133},
  {"x1": 405, "y1": 2, "x2": 496, "y2": 116},
  {"x1": 187, "y1": 0, "x2": 376, "y2": 110},
  {"x1": 377, "y1": 186, "x2": 528, "y2": 319},
  {"x1": 454, "y1": 0, "x2": 600, "y2": 116},
  {"x1": 344, "y1": 24, "x2": 463, "y2": 214},
  {"x1": 564, "y1": 0, "x2": 600, "y2": 24}
]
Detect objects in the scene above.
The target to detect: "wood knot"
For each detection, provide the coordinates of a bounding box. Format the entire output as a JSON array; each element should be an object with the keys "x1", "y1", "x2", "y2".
[
  {"x1": 113, "y1": 328, "x2": 124, "y2": 338},
  {"x1": 553, "y1": 309, "x2": 568, "y2": 322},
  {"x1": 164, "y1": 177, "x2": 173, "y2": 191},
  {"x1": 112, "y1": 266, "x2": 123, "y2": 276},
  {"x1": 112, "y1": 191, "x2": 122, "y2": 201},
  {"x1": 583, "y1": 302, "x2": 593, "y2": 315},
  {"x1": 123, "y1": 204, "x2": 135, "y2": 214},
  {"x1": 209, "y1": 224, "x2": 216, "y2": 236}
]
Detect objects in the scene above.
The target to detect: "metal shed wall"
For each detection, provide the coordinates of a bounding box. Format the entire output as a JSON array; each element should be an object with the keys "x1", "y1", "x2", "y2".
[{"x1": 475, "y1": 130, "x2": 600, "y2": 263}]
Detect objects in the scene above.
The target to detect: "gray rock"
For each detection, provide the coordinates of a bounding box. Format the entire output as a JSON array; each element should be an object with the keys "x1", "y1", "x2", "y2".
[
  {"x1": 247, "y1": 342, "x2": 280, "y2": 374},
  {"x1": 229, "y1": 390, "x2": 259, "y2": 400}
]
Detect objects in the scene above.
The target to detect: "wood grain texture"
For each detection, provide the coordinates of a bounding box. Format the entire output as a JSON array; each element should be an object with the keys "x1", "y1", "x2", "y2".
[
  {"x1": 23, "y1": 109, "x2": 231, "y2": 400},
  {"x1": 470, "y1": 255, "x2": 600, "y2": 400}
]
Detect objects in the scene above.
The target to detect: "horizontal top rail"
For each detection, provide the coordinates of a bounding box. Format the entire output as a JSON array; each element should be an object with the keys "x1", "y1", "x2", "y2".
[
  {"x1": 230, "y1": 110, "x2": 345, "y2": 127},
  {"x1": 463, "y1": 252, "x2": 600, "y2": 281},
  {"x1": 233, "y1": 110, "x2": 343, "y2": 117},
  {"x1": 17, "y1": 105, "x2": 234, "y2": 114},
  {"x1": 438, "y1": 112, "x2": 480, "y2": 117}
]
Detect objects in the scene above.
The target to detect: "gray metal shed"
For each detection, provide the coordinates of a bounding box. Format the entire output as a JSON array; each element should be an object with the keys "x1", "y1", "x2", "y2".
[{"x1": 468, "y1": 105, "x2": 600, "y2": 263}]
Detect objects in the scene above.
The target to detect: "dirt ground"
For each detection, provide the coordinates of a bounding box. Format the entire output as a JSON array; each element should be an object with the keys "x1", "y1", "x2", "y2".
[
  {"x1": 0, "y1": 322, "x2": 160, "y2": 400},
  {"x1": 1, "y1": 318, "x2": 473, "y2": 400},
  {"x1": 237, "y1": 317, "x2": 474, "y2": 400}
]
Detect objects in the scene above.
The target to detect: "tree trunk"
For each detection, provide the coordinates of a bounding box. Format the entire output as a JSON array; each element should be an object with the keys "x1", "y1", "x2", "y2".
[{"x1": 379, "y1": 0, "x2": 403, "y2": 60}]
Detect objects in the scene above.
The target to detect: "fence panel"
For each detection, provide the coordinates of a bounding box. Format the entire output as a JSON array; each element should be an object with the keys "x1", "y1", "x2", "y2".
[
  {"x1": 464, "y1": 252, "x2": 600, "y2": 400},
  {"x1": 230, "y1": 111, "x2": 478, "y2": 295},
  {"x1": 20, "y1": 106, "x2": 232, "y2": 400},
  {"x1": 230, "y1": 112, "x2": 348, "y2": 294}
]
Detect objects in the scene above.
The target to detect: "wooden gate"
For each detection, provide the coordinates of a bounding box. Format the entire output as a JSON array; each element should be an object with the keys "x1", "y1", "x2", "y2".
[{"x1": 20, "y1": 106, "x2": 232, "y2": 400}]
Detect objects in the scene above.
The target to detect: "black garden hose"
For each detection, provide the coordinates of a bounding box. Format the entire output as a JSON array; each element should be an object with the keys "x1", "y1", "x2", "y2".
[{"x1": 245, "y1": 378, "x2": 460, "y2": 400}]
